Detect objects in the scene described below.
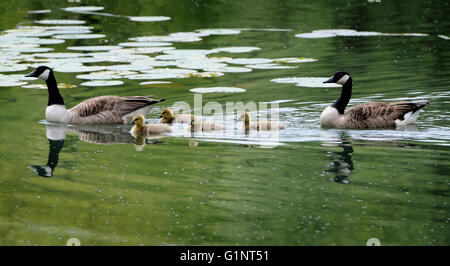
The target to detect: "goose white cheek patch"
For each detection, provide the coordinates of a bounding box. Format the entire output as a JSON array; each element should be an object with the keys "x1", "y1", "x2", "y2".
[
  {"x1": 38, "y1": 69, "x2": 50, "y2": 80},
  {"x1": 337, "y1": 74, "x2": 349, "y2": 85}
]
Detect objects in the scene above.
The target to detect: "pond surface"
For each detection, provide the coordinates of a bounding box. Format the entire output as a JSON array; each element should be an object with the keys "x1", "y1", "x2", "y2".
[{"x1": 0, "y1": 0, "x2": 449, "y2": 245}]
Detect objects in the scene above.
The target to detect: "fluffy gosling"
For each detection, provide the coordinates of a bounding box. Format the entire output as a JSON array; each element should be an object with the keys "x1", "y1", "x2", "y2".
[
  {"x1": 190, "y1": 117, "x2": 224, "y2": 132},
  {"x1": 240, "y1": 112, "x2": 285, "y2": 131},
  {"x1": 159, "y1": 108, "x2": 198, "y2": 124},
  {"x1": 131, "y1": 115, "x2": 171, "y2": 136}
]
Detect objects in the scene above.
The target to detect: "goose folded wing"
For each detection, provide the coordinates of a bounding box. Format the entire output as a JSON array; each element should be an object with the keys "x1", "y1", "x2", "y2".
[{"x1": 69, "y1": 96, "x2": 162, "y2": 117}]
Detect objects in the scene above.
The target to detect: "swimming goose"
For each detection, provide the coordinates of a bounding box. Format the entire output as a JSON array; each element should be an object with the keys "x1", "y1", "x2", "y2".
[
  {"x1": 320, "y1": 71, "x2": 429, "y2": 129},
  {"x1": 25, "y1": 66, "x2": 165, "y2": 125},
  {"x1": 159, "y1": 108, "x2": 197, "y2": 124},
  {"x1": 131, "y1": 114, "x2": 172, "y2": 136},
  {"x1": 240, "y1": 112, "x2": 285, "y2": 131}
]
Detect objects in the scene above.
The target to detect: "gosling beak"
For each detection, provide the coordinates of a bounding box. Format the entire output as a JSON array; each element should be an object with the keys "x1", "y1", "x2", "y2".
[
  {"x1": 158, "y1": 115, "x2": 162, "y2": 118},
  {"x1": 25, "y1": 69, "x2": 38, "y2": 78},
  {"x1": 130, "y1": 120, "x2": 135, "y2": 125}
]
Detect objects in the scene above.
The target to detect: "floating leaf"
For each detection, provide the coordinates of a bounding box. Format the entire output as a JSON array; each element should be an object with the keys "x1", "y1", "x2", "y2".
[
  {"x1": 53, "y1": 34, "x2": 106, "y2": 39},
  {"x1": 80, "y1": 80, "x2": 124, "y2": 87},
  {"x1": 128, "y1": 16, "x2": 171, "y2": 22},
  {"x1": 211, "y1": 46, "x2": 261, "y2": 53},
  {"x1": 189, "y1": 87, "x2": 246, "y2": 93},
  {"x1": 67, "y1": 45, "x2": 122, "y2": 51},
  {"x1": 270, "y1": 77, "x2": 341, "y2": 87},
  {"x1": 61, "y1": 6, "x2": 105, "y2": 12},
  {"x1": 139, "y1": 81, "x2": 172, "y2": 85},
  {"x1": 27, "y1": 10, "x2": 52, "y2": 14},
  {"x1": 272, "y1": 57, "x2": 318, "y2": 63},
  {"x1": 195, "y1": 29, "x2": 241, "y2": 35},
  {"x1": 245, "y1": 64, "x2": 297, "y2": 70},
  {"x1": 35, "y1": 19, "x2": 86, "y2": 25},
  {"x1": 76, "y1": 73, "x2": 123, "y2": 80},
  {"x1": 118, "y1": 42, "x2": 172, "y2": 47},
  {"x1": 223, "y1": 58, "x2": 273, "y2": 65}
]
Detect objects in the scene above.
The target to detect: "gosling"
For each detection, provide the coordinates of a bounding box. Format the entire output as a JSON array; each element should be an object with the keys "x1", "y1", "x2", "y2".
[
  {"x1": 190, "y1": 117, "x2": 224, "y2": 132},
  {"x1": 131, "y1": 115, "x2": 171, "y2": 136},
  {"x1": 240, "y1": 112, "x2": 285, "y2": 131},
  {"x1": 159, "y1": 108, "x2": 198, "y2": 124}
]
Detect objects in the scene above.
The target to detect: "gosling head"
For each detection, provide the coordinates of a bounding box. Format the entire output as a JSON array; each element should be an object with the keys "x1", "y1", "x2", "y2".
[
  {"x1": 25, "y1": 65, "x2": 53, "y2": 81},
  {"x1": 323, "y1": 71, "x2": 351, "y2": 85},
  {"x1": 130, "y1": 115, "x2": 145, "y2": 127},
  {"x1": 159, "y1": 108, "x2": 174, "y2": 120}
]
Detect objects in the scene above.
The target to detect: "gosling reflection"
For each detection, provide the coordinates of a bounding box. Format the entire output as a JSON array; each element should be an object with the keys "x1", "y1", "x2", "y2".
[{"x1": 324, "y1": 132, "x2": 354, "y2": 184}]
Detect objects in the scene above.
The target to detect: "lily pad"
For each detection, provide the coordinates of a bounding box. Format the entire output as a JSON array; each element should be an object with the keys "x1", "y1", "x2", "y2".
[
  {"x1": 35, "y1": 19, "x2": 86, "y2": 25},
  {"x1": 189, "y1": 87, "x2": 246, "y2": 93},
  {"x1": 202, "y1": 66, "x2": 252, "y2": 73},
  {"x1": 53, "y1": 34, "x2": 106, "y2": 39},
  {"x1": 223, "y1": 58, "x2": 273, "y2": 65},
  {"x1": 245, "y1": 64, "x2": 297, "y2": 70},
  {"x1": 129, "y1": 32, "x2": 205, "y2": 43},
  {"x1": 270, "y1": 77, "x2": 341, "y2": 88},
  {"x1": 118, "y1": 42, "x2": 172, "y2": 47},
  {"x1": 195, "y1": 29, "x2": 241, "y2": 35},
  {"x1": 0, "y1": 64, "x2": 29, "y2": 72},
  {"x1": 20, "y1": 38, "x2": 65, "y2": 45},
  {"x1": 33, "y1": 52, "x2": 88, "y2": 58},
  {"x1": 67, "y1": 45, "x2": 122, "y2": 51},
  {"x1": 61, "y1": 6, "x2": 105, "y2": 12},
  {"x1": 27, "y1": 10, "x2": 52, "y2": 14},
  {"x1": 139, "y1": 81, "x2": 172, "y2": 85},
  {"x1": 80, "y1": 80, "x2": 124, "y2": 87},
  {"x1": 128, "y1": 16, "x2": 171, "y2": 22},
  {"x1": 54, "y1": 65, "x2": 105, "y2": 73},
  {"x1": 184, "y1": 72, "x2": 224, "y2": 78},
  {"x1": 104, "y1": 64, "x2": 154, "y2": 71},
  {"x1": 211, "y1": 46, "x2": 261, "y2": 53},
  {"x1": 76, "y1": 73, "x2": 123, "y2": 80},
  {"x1": 272, "y1": 57, "x2": 318, "y2": 63}
]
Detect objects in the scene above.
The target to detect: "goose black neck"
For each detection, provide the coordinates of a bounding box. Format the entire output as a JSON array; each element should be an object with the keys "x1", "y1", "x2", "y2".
[
  {"x1": 47, "y1": 139, "x2": 64, "y2": 171},
  {"x1": 46, "y1": 71, "x2": 64, "y2": 106},
  {"x1": 331, "y1": 77, "x2": 352, "y2": 114}
]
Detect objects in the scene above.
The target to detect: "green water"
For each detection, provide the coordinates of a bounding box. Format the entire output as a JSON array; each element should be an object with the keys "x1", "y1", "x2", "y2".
[{"x1": 0, "y1": 0, "x2": 449, "y2": 245}]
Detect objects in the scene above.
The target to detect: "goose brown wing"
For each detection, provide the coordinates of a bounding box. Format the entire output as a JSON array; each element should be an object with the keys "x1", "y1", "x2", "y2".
[
  {"x1": 344, "y1": 101, "x2": 428, "y2": 128},
  {"x1": 69, "y1": 96, "x2": 164, "y2": 118}
]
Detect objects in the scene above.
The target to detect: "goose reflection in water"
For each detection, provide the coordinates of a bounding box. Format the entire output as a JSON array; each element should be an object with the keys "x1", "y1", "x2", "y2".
[
  {"x1": 28, "y1": 123, "x2": 155, "y2": 177},
  {"x1": 323, "y1": 132, "x2": 354, "y2": 184}
]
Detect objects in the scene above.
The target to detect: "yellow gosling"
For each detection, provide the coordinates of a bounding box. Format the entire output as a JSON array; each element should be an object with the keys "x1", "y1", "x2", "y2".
[
  {"x1": 190, "y1": 117, "x2": 224, "y2": 132},
  {"x1": 131, "y1": 115, "x2": 171, "y2": 136},
  {"x1": 240, "y1": 112, "x2": 285, "y2": 131},
  {"x1": 159, "y1": 108, "x2": 198, "y2": 124}
]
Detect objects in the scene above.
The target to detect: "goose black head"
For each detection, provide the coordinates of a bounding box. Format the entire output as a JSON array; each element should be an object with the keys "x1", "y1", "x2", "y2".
[
  {"x1": 25, "y1": 66, "x2": 52, "y2": 80},
  {"x1": 323, "y1": 71, "x2": 351, "y2": 85}
]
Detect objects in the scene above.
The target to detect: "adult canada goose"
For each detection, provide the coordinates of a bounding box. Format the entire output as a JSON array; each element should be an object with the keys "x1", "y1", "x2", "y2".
[
  {"x1": 130, "y1": 115, "x2": 172, "y2": 136},
  {"x1": 25, "y1": 66, "x2": 165, "y2": 125},
  {"x1": 240, "y1": 112, "x2": 285, "y2": 131},
  {"x1": 159, "y1": 108, "x2": 197, "y2": 124},
  {"x1": 320, "y1": 71, "x2": 429, "y2": 129}
]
